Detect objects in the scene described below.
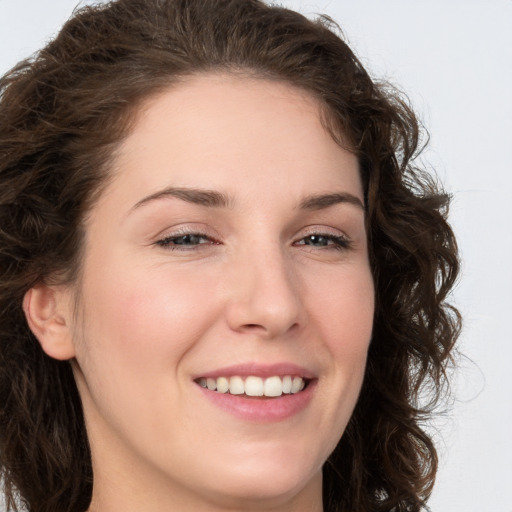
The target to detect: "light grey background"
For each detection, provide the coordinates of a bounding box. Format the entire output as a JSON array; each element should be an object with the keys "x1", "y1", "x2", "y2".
[{"x1": 1, "y1": 1, "x2": 511, "y2": 511}]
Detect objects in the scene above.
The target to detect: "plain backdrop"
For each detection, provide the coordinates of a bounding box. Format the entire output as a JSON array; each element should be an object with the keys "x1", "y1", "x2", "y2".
[{"x1": 1, "y1": 1, "x2": 511, "y2": 511}]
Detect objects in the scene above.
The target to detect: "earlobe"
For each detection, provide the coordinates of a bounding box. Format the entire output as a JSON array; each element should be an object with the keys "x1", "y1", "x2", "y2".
[{"x1": 23, "y1": 284, "x2": 76, "y2": 360}]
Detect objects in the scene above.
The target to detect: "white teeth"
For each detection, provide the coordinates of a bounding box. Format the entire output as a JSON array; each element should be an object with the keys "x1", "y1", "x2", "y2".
[
  {"x1": 245, "y1": 376, "x2": 264, "y2": 396},
  {"x1": 229, "y1": 376, "x2": 244, "y2": 395},
  {"x1": 291, "y1": 376, "x2": 304, "y2": 393},
  {"x1": 198, "y1": 375, "x2": 306, "y2": 397},
  {"x1": 264, "y1": 376, "x2": 283, "y2": 397},
  {"x1": 282, "y1": 375, "x2": 292, "y2": 394},
  {"x1": 216, "y1": 376, "x2": 229, "y2": 393}
]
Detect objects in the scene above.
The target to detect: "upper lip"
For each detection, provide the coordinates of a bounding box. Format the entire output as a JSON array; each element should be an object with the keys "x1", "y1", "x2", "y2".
[{"x1": 193, "y1": 362, "x2": 316, "y2": 380}]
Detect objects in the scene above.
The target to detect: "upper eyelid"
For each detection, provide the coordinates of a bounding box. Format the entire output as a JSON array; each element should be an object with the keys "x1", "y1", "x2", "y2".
[
  {"x1": 154, "y1": 224, "x2": 351, "y2": 239},
  {"x1": 295, "y1": 225, "x2": 350, "y2": 240},
  {"x1": 153, "y1": 224, "x2": 218, "y2": 241}
]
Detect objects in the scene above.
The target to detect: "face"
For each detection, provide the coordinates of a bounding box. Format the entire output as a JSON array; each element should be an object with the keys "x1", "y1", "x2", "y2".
[{"x1": 66, "y1": 75, "x2": 374, "y2": 511}]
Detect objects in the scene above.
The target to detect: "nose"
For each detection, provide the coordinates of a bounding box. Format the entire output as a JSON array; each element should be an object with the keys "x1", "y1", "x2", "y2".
[{"x1": 224, "y1": 246, "x2": 305, "y2": 339}]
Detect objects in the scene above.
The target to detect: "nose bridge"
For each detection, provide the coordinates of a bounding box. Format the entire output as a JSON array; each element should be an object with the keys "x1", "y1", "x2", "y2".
[{"x1": 225, "y1": 239, "x2": 303, "y2": 338}]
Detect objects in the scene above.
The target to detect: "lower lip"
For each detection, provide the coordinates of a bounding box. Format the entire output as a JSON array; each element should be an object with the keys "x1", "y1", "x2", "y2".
[{"x1": 196, "y1": 381, "x2": 316, "y2": 422}]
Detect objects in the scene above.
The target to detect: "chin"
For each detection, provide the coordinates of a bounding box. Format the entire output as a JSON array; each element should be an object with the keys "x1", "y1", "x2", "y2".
[
  {"x1": 185, "y1": 444, "x2": 323, "y2": 509},
  {"x1": 197, "y1": 466, "x2": 321, "y2": 510}
]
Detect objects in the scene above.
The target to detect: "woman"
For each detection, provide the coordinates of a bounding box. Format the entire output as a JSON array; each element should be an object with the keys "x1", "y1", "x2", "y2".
[{"x1": 0, "y1": 0, "x2": 460, "y2": 511}]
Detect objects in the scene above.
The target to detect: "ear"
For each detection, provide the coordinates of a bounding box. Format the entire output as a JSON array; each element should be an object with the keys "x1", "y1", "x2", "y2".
[{"x1": 22, "y1": 284, "x2": 76, "y2": 360}]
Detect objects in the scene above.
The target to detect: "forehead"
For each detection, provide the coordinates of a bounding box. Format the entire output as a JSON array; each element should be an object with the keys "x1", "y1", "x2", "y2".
[{"x1": 101, "y1": 73, "x2": 362, "y2": 213}]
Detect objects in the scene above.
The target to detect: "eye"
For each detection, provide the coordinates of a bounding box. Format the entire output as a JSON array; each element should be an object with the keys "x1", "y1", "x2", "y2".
[
  {"x1": 295, "y1": 233, "x2": 351, "y2": 250},
  {"x1": 155, "y1": 232, "x2": 216, "y2": 250}
]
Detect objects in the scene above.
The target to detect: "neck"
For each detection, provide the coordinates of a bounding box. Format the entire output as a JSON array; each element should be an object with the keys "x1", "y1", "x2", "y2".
[
  {"x1": 86, "y1": 439, "x2": 323, "y2": 512},
  {"x1": 87, "y1": 473, "x2": 324, "y2": 512}
]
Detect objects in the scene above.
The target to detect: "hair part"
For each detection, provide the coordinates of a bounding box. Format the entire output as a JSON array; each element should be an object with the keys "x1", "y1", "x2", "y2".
[{"x1": 0, "y1": 1, "x2": 460, "y2": 511}]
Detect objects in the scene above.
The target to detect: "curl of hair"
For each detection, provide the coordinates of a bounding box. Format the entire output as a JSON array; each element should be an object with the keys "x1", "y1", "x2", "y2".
[{"x1": 0, "y1": 1, "x2": 460, "y2": 511}]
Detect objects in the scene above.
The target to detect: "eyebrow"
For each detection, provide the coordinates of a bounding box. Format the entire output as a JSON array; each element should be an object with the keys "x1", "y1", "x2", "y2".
[
  {"x1": 131, "y1": 187, "x2": 232, "y2": 210},
  {"x1": 130, "y1": 187, "x2": 364, "y2": 212},
  {"x1": 298, "y1": 192, "x2": 365, "y2": 211}
]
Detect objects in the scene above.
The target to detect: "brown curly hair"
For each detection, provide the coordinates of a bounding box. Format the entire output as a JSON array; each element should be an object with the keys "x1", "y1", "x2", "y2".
[{"x1": 0, "y1": 0, "x2": 460, "y2": 511}]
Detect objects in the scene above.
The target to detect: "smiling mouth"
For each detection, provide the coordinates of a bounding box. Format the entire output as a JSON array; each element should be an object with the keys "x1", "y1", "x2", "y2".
[{"x1": 195, "y1": 375, "x2": 309, "y2": 398}]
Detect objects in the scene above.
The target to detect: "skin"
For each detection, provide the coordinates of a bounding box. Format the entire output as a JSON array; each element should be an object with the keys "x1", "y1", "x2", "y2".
[{"x1": 25, "y1": 74, "x2": 375, "y2": 511}]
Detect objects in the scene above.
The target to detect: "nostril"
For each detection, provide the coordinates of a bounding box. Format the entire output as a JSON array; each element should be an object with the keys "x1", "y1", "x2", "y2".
[{"x1": 237, "y1": 321, "x2": 300, "y2": 338}]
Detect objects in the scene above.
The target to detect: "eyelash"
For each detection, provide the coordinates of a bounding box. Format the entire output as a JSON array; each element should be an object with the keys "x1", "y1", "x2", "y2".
[
  {"x1": 295, "y1": 233, "x2": 352, "y2": 251},
  {"x1": 154, "y1": 230, "x2": 352, "y2": 251},
  {"x1": 155, "y1": 231, "x2": 216, "y2": 250}
]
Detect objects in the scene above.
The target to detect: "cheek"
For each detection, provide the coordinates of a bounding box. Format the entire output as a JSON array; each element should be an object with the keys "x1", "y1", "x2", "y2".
[
  {"x1": 306, "y1": 263, "x2": 374, "y2": 357},
  {"x1": 295, "y1": 264, "x2": 374, "y2": 457},
  {"x1": 76, "y1": 264, "x2": 223, "y2": 371},
  {"x1": 303, "y1": 261, "x2": 374, "y2": 429},
  {"x1": 71, "y1": 264, "x2": 226, "y2": 437}
]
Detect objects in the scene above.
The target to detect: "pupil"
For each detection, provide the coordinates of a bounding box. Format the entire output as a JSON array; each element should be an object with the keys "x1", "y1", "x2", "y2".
[
  {"x1": 176, "y1": 234, "x2": 198, "y2": 245},
  {"x1": 306, "y1": 235, "x2": 327, "y2": 246}
]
